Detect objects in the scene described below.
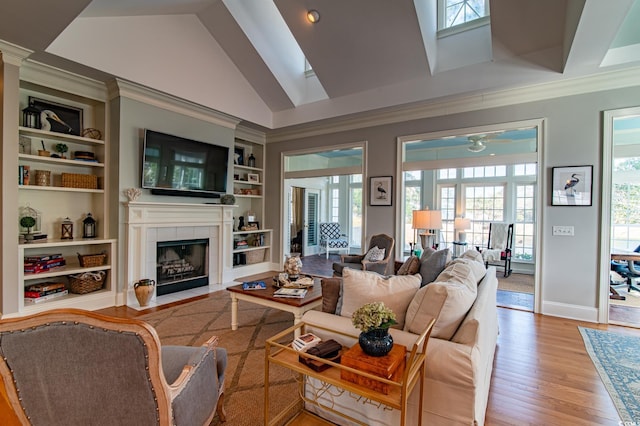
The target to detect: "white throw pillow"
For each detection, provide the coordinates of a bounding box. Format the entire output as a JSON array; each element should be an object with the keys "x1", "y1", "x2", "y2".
[
  {"x1": 363, "y1": 246, "x2": 386, "y2": 262},
  {"x1": 403, "y1": 262, "x2": 478, "y2": 339},
  {"x1": 447, "y1": 249, "x2": 487, "y2": 283},
  {"x1": 340, "y1": 268, "x2": 420, "y2": 329}
]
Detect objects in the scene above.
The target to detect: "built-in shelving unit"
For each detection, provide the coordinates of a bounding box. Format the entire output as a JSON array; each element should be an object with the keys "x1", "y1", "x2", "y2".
[
  {"x1": 7, "y1": 67, "x2": 116, "y2": 317},
  {"x1": 232, "y1": 135, "x2": 270, "y2": 276}
]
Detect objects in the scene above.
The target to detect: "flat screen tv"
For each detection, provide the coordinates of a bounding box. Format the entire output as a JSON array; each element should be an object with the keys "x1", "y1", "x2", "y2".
[{"x1": 142, "y1": 129, "x2": 229, "y2": 198}]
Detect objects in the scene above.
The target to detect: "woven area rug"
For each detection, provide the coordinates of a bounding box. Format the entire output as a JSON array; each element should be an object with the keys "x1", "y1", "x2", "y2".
[
  {"x1": 138, "y1": 291, "x2": 299, "y2": 425},
  {"x1": 579, "y1": 326, "x2": 640, "y2": 422}
]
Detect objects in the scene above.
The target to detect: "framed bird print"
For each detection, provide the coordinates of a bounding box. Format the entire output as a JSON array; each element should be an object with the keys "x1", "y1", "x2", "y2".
[
  {"x1": 551, "y1": 165, "x2": 593, "y2": 206},
  {"x1": 370, "y1": 176, "x2": 392, "y2": 206},
  {"x1": 29, "y1": 97, "x2": 83, "y2": 136}
]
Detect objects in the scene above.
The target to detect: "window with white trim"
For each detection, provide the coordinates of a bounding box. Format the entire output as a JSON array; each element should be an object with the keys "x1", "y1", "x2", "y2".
[{"x1": 439, "y1": 0, "x2": 490, "y2": 32}]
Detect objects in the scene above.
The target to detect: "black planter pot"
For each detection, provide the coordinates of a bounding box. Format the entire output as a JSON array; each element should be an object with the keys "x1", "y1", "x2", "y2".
[{"x1": 358, "y1": 328, "x2": 393, "y2": 357}]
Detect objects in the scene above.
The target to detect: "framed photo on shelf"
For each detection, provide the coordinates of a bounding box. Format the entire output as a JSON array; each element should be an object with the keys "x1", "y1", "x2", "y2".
[
  {"x1": 247, "y1": 173, "x2": 260, "y2": 183},
  {"x1": 370, "y1": 176, "x2": 392, "y2": 206},
  {"x1": 29, "y1": 97, "x2": 83, "y2": 136},
  {"x1": 234, "y1": 147, "x2": 245, "y2": 165},
  {"x1": 551, "y1": 165, "x2": 593, "y2": 206}
]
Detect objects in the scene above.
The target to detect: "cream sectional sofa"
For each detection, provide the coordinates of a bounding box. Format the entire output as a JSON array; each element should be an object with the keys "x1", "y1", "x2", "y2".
[{"x1": 301, "y1": 250, "x2": 499, "y2": 426}]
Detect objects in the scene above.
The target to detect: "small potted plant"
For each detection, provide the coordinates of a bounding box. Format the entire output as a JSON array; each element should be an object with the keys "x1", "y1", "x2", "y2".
[
  {"x1": 54, "y1": 143, "x2": 68, "y2": 159},
  {"x1": 352, "y1": 301, "x2": 397, "y2": 357},
  {"x1": 20, "y1": 216, "x2": 37, "y2": 242}
]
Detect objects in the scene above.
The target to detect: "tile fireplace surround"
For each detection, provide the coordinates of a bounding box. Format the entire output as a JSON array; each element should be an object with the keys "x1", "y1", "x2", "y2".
[{"x1": 125, "y1": 202, "x2": 235, "y2": 308}]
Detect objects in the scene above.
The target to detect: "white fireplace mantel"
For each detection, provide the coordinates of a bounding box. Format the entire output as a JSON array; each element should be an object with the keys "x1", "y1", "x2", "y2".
[{"x1": 125, "y1": 202, "x2": 236, "y2": 307}]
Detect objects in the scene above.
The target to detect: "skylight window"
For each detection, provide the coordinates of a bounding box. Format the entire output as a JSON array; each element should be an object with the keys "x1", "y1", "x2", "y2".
[{"x1": 438, "y1": 0, "x2": 490, "y2": 36}]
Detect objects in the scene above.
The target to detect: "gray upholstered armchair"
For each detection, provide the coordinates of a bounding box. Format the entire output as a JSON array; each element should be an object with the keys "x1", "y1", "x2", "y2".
[
  {"x1": 0, "y1": 308, "x2": 226, "y2": 425},
  {"x1": 332, "y1": 233, "x2": 395, "y2": 276}
]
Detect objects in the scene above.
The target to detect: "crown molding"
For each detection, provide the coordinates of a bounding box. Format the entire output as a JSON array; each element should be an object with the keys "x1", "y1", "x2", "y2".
[
  {"x1": 267, "y1": 66, "x2": 640, "y2": 143},
  {"x1": 0, "y1": 40, "x2": 32, "y2": 66},
  {"x1": 108, "y1": 78, "x2": 241, "y2": 130},
  {"x1": 19, "y1": 59, "x2": 107, "y2": 101},
  {"x1": 235, "y1": 125, "x2": 266, "y2": 144}
]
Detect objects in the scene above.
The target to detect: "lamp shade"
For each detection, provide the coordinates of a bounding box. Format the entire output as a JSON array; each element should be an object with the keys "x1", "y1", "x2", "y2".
[
  {"x1": 412, "y1": 209, "x2": 442, "y2": 230},
  {"x1": 454, "y1": 217, "x2": 471, "y2": 230}
]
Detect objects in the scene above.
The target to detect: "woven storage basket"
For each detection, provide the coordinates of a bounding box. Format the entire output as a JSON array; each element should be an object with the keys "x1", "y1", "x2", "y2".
[
  {"x1": 77, "y1": 252, "x2": 107, "y2": 267},
  {"x1": 245, "y1": 248, "x2": 265, "y2": 264},
  {"x1": 61, "y1": 173, "x2": 98, "y2": 189},
  {"x1": 68, "y1": 271, "x2": 106, "y2": 294}
]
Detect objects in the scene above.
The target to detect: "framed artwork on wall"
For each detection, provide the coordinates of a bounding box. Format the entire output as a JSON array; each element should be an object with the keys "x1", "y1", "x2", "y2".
[
  {"x1": 551, "y1": 165, "x2": 593, "y2": 206},
  {"x1": 29, "y1": 97, "x2": 83, "y2": 136},
  {"x1": 370, "y1": 176, "x2": 392, "y2": 206}
]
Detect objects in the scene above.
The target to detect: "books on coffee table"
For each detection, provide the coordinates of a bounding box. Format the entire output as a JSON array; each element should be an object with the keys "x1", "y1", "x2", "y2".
[
  {"x1": 242, "y1": 280, "x2": 267, "y2": 290},
  {"x1": 273, "y1": 287, "x2": 308, "y2": 298}
]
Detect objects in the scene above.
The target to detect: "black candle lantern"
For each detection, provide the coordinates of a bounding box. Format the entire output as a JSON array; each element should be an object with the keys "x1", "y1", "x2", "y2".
[
  {"x1": 61, "y1": 217, "x2": 74, "y2": 240},
  {"x1": 22, "y1": 102, "x2": 40, "y2": 129},
  {"x1": 82, "y1": 213, "x2": 96, "y2": 239}
]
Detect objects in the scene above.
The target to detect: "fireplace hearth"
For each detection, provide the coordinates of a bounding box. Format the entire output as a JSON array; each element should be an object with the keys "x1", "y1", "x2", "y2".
[{"x1": 156, "y1": 238, "x2": 209, "y2": 296}]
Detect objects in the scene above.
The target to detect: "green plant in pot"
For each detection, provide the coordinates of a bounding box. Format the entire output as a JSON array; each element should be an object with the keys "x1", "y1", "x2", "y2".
[
  {"x1": 352, "y1": 301, "x2": 397, "y2": 357},
  {"x1": 54, "y1": 143, "x2": 68, "y2": 159},
  {"x1": 20, "y1": 216, "x2": 37, "y2": 241}
]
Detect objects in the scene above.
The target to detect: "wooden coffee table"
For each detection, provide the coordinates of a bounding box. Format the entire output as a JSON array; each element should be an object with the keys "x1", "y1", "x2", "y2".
[{"x1": 226, "y1": 278, "x2": 322, "y2": 337}]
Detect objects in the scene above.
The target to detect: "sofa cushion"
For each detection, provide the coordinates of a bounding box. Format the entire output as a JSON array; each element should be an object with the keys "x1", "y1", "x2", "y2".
[
  {"x1": 321, "y1": 278, "x2": 342, "y2": 314},
  {"x1": 404, "y1": 262, "x2": 478, "y2": 339},
  {"x1": 340, "y1": 269, "x2": 421, "y2": 329},
  {"x1": 363, "y1": 246, "x2": 385, "y2": 262},
  {"x1": 448, "y1": 249, "x2": 487, "y2": 283},
  {"x1": 397, "y1": 255, "x2": 421, "y2": 275},
  {"x1": 419, "y1": 248, "x2": 450, "y2": 286}
]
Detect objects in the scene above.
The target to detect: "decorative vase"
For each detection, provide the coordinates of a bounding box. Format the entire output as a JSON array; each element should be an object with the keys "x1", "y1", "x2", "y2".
[
  {"x1": 359, "y1": 328, "x2": 394, "y2": 357},
  {"x1": 284, "y1": 254, "x2": 303, "y2": 280},
  {"x1": 134, "y1": 279, "x2": 155, "y2": 307}
]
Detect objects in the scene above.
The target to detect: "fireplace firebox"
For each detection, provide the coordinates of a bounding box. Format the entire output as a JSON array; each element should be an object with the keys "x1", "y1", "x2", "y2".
[{"x1": 156, "y1": 238, "x2": 209, "y2": 296}]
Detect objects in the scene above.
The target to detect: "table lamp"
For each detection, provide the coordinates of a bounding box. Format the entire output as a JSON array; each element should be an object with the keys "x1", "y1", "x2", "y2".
[
  {"x1": 454, "y1": 217, "x2": 471, "y2": 242},
  {"x1": 413, "y1": 208, "x2": 442, "y2": 250}
]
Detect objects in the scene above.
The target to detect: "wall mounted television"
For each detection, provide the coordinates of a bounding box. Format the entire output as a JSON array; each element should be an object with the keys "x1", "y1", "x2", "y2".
[{"x1": 142, "y1": 129, "x2": 229, "y2": 198}]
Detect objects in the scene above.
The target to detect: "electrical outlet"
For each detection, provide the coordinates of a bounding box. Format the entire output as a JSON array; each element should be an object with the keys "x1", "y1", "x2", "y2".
[{"x1": 552, "y1": 226, "x2": 574, "y2": 236}]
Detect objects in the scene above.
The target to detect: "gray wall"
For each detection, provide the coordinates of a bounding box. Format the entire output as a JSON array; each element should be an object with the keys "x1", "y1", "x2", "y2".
[
  {"x1": 265, "y1": 85, "x2": 640, "y2": 320},
  {"x1": 113, "y1": 96, "x2": 235, "y2": 293}
]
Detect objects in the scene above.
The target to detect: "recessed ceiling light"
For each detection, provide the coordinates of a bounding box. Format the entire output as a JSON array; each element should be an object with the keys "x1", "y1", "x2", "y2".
[{"x1": 307, "y1": 10, "x2": 320, "y2": 23}]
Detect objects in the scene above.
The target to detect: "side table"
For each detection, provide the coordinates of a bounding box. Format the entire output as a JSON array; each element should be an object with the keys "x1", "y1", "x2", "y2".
[{"x1": 264, "y1": 319, "x2": 435, "y2": 425}]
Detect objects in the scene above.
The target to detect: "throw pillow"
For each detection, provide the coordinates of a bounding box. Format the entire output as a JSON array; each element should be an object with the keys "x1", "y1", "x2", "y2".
[
  {"x1": 397, "y1": 255, "x2": 421, "y2": 275},
  {"x1": 363, "y1": 246, "x2": 386, "y2": 262},
  {"x1": 340, "y1": 268, "x2": 420, "y2": 329},
  {"x1": 404, "y1": 262, "x2": 478, "y2": 339},
  {"x1": 321, "y1": 278, "x2": 342, "y2": 314},
  {"x1": 419, "y1": 248, "x2": 450, "y2": 286},
  {"x1": 448, "y1": 249, "x2": 487, "y2": 283}
]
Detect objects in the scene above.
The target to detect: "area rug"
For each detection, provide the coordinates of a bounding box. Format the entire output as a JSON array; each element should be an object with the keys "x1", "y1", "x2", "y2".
[
  {"x1": 138, "y1": 292, "x2": 299, "y2": 426},
  {"x1": 579, "y1": 326, "x2": 640, "y2": 422}
]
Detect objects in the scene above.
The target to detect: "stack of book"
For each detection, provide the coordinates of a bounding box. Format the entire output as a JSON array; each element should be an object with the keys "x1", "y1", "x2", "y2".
[
  {"x1": 24, "y1": 253, "x2": 65, "y2": 274},
  {"x1": 24, "y1": 282, "x2": 68, "y2": 304},
  {"x1": 273, "y1": 287, "x2": 307, "y2": 298}
]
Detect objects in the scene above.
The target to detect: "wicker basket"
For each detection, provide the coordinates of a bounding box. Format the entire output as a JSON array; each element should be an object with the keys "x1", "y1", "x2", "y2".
[
  {"x1": 77, "y1": 252, "x2": 107, "y2": 267},
  {"x1": 68, "y1": 271, "x2": 106, "y2": 294},
  {"x1": 245, "y1": 248, "x2": 265, "y2": 265},
  {"x1": 62, "y1": 173, "x2": 98, "y2": 189}
]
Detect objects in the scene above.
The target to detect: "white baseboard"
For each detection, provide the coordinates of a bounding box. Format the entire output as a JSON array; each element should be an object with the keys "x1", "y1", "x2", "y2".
[{"x1": 541, "y1": 300, "x2": 598, "y2": 323}]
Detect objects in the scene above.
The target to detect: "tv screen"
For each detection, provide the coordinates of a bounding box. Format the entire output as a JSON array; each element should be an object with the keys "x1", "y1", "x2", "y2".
[{"x1": 142, "y1": 129, "x2": 229, "y2": 198}]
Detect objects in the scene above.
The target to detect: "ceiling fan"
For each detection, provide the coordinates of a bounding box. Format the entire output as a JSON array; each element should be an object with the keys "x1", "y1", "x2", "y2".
[{"x1": 466, "y1": 133, "x2": 512, "y2": 152}]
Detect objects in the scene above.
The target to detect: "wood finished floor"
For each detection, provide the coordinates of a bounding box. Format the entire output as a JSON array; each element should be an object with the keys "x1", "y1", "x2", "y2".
[{"x1": 97, "y1": 279, "x2": 633, "y2": 425}]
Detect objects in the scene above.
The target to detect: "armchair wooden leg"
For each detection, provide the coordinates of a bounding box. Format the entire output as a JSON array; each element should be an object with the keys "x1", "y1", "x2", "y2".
[{"x1": 216, "y1": 392, "x2": 226, "y2": 422}]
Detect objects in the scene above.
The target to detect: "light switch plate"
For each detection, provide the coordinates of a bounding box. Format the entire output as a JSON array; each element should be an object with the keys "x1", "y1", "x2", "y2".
[{"x1": 552, "y1": 225, "x2": 574, "y2": 236}]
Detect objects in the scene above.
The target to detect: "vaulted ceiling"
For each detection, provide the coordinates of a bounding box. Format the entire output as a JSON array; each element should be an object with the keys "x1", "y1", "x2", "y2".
[{"x1": 1, "y1": 0, "x2": 639, "y2": 130}]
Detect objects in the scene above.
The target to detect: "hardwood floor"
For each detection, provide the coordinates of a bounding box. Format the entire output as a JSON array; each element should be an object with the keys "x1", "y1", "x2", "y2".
[{"x1": 94, "y1": 287, "x2": 631, "y2": 425}]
